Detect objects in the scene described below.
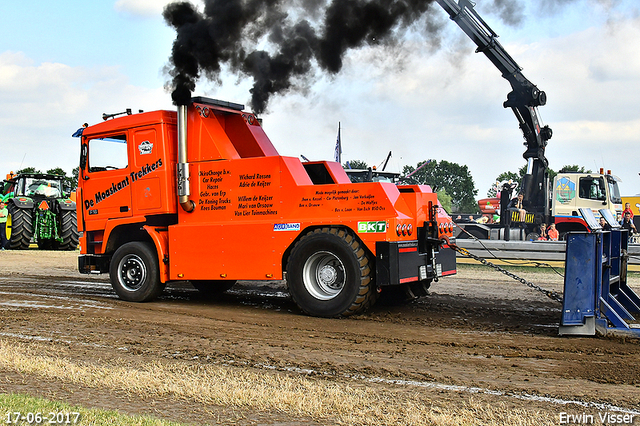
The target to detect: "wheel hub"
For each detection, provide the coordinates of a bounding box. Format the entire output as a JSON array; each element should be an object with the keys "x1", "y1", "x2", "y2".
[
  {"x1": 303, "y1": 251, "x2": 346, "y2": 301},
  {"x1": 118, "y1": 254, "x2": 147, "y2": 291},
  {"x1": 318, "y1": 265, "x2": 339, "y2": 287}
]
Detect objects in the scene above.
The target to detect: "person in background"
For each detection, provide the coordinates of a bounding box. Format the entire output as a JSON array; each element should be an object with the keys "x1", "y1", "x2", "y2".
[
  {"x1": 509, "y1": 192, "x2": 527, "y2": 222},
  {"x1": 599, "y1": 217, "x2": 611, "y2": 231},
  {"x1": 537, "y1": 223, "x2": 548, "y2": 240},
  {"x1": 547, "y1": 223, "x2": 559, "y2": 241},
  {"x1": 0, "y1": 201, "x2": 8, "y2": 250},
  {"x1": 476, "y1": 215, "x2": 488, "y2": 224},
  {"x1": 620, "y1": 211, "x2": 637, "y2": 236}
]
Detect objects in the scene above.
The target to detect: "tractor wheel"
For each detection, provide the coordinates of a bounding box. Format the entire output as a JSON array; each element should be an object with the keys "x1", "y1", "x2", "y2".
[
  {"x1": 6, "y1": 203, "x2": 33, "y2": 250},
  {"x1": 191, "y1": 280, "x2": 237, "y2": 297},
  {"x1": 287, "y1": 227, "x2": 377, "y2": 317},
  {"x1": 110, "y1": 242, "x2": 164, "y2": 302},
  {"x1": 58, "y1": 209, "x2": 79, "y2": 250}
]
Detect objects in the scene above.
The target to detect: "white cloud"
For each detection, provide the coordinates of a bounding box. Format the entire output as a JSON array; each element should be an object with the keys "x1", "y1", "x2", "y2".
[{"x1": 0, "y1": 51, "x2": 171, "y2": 176}]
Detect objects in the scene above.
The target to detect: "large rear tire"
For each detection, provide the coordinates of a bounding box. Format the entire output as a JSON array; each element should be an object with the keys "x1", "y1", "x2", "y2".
[
  {"x1": 58, "y1": 209, "x2": 79, "y2": 250},
  {"x1": 287, "y1": 227, "x2": 377, "y2": 317},
  {"x1": 6, "y1": 203, "x2": 33, "y2": 250},
  {"x1": 110, "y1": 242, "x2": 163, "y2": 302}
]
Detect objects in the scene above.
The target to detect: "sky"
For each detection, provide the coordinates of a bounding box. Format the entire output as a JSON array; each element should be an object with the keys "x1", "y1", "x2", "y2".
[{"x1": 1, "y1": 0, "x2": 640, "y2": 199}]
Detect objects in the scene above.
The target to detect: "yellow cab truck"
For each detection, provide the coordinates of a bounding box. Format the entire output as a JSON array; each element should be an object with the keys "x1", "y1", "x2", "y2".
[{"x1": 472, "y1": 169, "x2": 623, "y2": 240}]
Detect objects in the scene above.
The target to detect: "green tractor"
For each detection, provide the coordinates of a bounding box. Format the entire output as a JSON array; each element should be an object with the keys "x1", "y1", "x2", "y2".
[{"x1": 2, "y1": 173, "x2": 79, "y2": 250}]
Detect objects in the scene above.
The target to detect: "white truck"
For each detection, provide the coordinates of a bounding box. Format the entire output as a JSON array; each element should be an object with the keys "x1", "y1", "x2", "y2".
[{"x1": 466, "y1": 169, "x2": 622, "y2": 240}]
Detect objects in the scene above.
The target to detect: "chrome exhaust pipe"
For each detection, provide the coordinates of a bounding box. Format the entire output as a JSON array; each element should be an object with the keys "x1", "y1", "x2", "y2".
[{"x1": 177, "y1": 104, "x2": 195, "y2": 213}]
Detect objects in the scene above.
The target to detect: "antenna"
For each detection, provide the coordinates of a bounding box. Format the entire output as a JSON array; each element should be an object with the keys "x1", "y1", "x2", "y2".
[{"x1": 18, "y1": 153, "x2": 26, "y2": 171}]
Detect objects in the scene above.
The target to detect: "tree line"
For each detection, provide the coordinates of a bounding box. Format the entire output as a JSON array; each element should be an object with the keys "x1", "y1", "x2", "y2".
[
  {"x1": 346, "y1": 159, "x2": 591, "y2": 214},
  {"x1": 8, "y1": 167, "x2": 79, "y2": 192}
]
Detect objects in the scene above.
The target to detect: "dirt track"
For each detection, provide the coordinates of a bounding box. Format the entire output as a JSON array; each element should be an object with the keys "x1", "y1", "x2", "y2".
[{"x1": 1, "y1": 250, "x2": 640, "y2": 425}]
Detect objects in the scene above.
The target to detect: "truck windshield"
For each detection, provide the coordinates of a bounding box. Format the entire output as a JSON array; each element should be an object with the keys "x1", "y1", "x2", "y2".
[{"x1": 606, "y1": 176, "x2": 622, "y2": 204}]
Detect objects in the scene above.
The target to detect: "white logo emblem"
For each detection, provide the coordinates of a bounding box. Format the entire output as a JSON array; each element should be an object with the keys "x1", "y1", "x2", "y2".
[{"x1": 138, "y1": 140, "x2": 153, "y2": 155}]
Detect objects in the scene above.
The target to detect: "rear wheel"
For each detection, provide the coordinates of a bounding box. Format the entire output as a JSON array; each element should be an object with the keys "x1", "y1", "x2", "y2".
[
  {"x1": 58, "y1": 209, "x2": 79, "y2": 250},
  {"x1": 287, "y1": 227, "x2": 377, "y2": 317},
  {"x1": 110, "y1": 242, "x2": 163, "y2": 302},
  {"x1": 6, "y1": 203, "x2": 33, "y2": 250}
]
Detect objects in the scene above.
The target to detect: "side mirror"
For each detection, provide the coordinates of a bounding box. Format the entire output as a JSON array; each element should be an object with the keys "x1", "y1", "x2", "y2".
[{"x1": 79, "y1": 143, "x2": 88, "y2": 170}]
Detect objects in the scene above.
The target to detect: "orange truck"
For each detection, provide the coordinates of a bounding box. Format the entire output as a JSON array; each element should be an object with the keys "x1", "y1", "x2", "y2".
[{"x1": 77, "y1": 97, "x2": 456, "y2": 317}]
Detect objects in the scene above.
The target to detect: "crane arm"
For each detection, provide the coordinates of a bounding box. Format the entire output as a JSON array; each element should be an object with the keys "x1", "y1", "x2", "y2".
[{"x1": 435, "y1": 0, "x2": 552, "y2": 214}]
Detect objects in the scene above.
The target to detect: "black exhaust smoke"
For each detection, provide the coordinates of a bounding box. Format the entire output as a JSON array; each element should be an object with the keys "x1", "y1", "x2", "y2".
[{"x1": 163, "y1": 0, "x2": 522, "y2": 112}]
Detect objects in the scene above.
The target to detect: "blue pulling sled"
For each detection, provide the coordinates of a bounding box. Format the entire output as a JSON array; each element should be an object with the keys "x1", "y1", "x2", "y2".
[{"x1": 560, "y1": 208, "x2": 640, "y2": 337}]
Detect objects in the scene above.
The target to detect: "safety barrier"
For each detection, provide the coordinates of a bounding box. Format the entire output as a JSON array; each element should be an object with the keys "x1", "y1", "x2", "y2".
[
  {"x1": 455, "y1": 239, "x2": 640, "y2": 265},
  {"x1": 559, "y1": 227, "x2": 640, "y2": 337}
]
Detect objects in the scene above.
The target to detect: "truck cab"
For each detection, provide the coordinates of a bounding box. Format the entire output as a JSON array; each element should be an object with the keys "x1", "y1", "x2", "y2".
[
  {"x1": 77, "y1": 97, "x2": 456, "y2": 317},
  {"x1": 552, "y1": 170, "x2": 622, "y2": 234},
  {"x1": 463, "y1": 170, "x2": 622, "y2": 241}
]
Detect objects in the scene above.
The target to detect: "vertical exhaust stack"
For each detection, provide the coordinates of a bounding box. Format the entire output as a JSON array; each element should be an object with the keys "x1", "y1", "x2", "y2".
[{"x1": 177, "y1": 104, "x2": 195, "y2": 213}]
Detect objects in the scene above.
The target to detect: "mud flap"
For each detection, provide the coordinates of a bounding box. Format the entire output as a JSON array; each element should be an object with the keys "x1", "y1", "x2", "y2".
[{"x1": 436, "y1": 244, "x2": 457, "y2": 277}]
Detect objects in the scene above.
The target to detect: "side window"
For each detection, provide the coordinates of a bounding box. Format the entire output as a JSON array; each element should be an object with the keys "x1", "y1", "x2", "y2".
[
  {"x1": 578, "y1": 177, "x2": 606, "y2": 201},
  {"x1": 88, "y1": 134, "x2": 128, "y2": 172}
]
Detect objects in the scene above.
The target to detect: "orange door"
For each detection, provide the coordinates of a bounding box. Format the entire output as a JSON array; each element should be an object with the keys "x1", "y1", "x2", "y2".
[{"x1": 81, "y1": 133, "x2": 133, "y2": 229}]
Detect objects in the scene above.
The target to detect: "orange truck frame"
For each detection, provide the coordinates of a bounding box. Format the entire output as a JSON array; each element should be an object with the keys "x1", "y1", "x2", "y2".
[{"x1": 77, "y1": 97, "x2": 456, "y2": 317}]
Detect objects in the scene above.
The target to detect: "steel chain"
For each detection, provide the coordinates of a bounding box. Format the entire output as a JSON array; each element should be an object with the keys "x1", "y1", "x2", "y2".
[{"x1": 450, "y1": 243, "x2": 563, "y2": 303}]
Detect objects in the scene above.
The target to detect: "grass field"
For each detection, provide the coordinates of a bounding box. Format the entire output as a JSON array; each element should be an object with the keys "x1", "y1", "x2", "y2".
[
  {"x1": 0, "y1": 393, "x2": 185, "y2": 426},
  {"x1": 0, "y1": 339, "x2": 557, "y2": 426}
]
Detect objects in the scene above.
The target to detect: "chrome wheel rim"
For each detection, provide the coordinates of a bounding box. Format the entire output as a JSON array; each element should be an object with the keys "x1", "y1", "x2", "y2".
[
  {"x1": 302, "y1": 251, "x2": 345, "y2": 300},
  {"x1": 117, "y1": 254, "x2": 147, "y2": 291}
]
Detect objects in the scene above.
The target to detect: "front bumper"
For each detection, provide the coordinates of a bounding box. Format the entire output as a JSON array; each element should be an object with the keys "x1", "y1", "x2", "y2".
[{"x1": 78, "y1": 254, "x2": 110, "y2": 274}]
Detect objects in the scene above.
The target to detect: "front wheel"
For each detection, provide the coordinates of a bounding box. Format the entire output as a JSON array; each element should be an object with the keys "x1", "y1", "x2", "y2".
[
  {"x1": 110, "y1": 242, "x2": 163, "y2": 302},
  {"x1": 287, "y1": 227, "x2": 377, "y2": 317}
]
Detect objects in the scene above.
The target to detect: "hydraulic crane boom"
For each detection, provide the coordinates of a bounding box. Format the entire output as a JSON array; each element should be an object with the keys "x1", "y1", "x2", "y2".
[{"x1": 435, "y1": 0, "x2": 552, "y2": 216}]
